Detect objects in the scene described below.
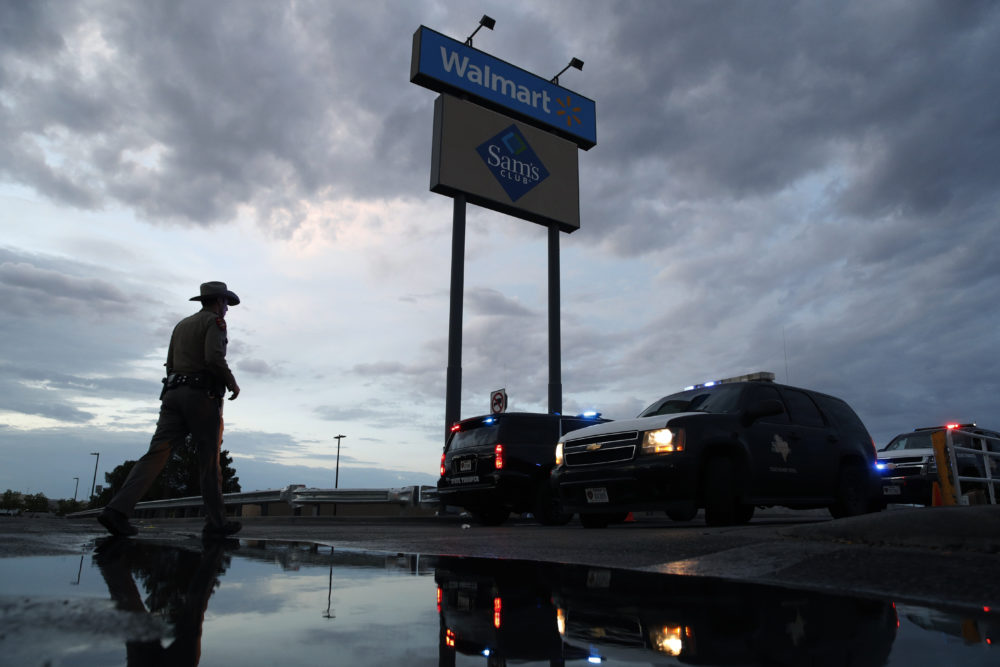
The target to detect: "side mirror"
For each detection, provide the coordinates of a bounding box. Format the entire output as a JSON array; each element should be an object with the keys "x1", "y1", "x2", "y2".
[{"x1": 742, "y1": 399, "x2": 785, "y2": 426}]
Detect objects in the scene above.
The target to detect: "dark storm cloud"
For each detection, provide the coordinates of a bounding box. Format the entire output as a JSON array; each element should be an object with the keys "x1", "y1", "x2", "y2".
[
  {"x1": 557, "y1": 0, "x2": 1000, "y2": 255},
  {"x1": 0, "y1": 0, "x2": 435, "y2": 230},
  {"x1": 0, "y1": 247, "x2": 166, "y2": 427},
  {"x1": 3, "y1": 1, "x2": 998, "y2": 245}
]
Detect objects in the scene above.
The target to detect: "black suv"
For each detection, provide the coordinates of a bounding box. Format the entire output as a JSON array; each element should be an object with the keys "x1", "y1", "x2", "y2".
[
  {"x1": 438, "y1": 412, "x2": 608, "y2": 525},
  {"x1": 551, "y1": 372, "x2": 883, "y2": 527},
  {"x1": 877, "y1": 424, "x2": 1000, "y2": 505}
]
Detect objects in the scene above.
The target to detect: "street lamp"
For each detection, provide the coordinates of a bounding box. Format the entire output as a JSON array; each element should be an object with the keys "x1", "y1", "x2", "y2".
[
  {"x1": 551, "y1": 57, "x2": 584, "y2": 85},
  {"x1": 334, "y1": 435, "x2": 346, "y2": 489},
  {"x1": 72, "y1": 477, "x2": 79, "y2": 502},
  {"x1": 89, "y1": 452, "x2": 100, "y2": 503},
  {"x1": 552, "y1": 58, "x2": 583, "y2": 86},
  {"x1": 465, "y1": 15, "x2": 495, "y2": 47}
]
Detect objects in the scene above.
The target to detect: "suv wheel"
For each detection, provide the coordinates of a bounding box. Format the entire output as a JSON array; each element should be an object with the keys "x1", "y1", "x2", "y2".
[
  {"x1": 666, "y1": 502, "x2": 697, "y2": 522},
  {"x1": 534, "y1": 483, "x2": 573, "y2": 526},
  {"x1": 472, "y1": 508, "x2": 510, "y2": 526},
  {"x1": 704, "y1": 456, "x2": 751, "y2": 526},
  {"x1": 580, "y1": 513, "x2": 612, "y2": 529},
  {"x1": 829, "y1": 462, "x2": 868, "y2": 518}
]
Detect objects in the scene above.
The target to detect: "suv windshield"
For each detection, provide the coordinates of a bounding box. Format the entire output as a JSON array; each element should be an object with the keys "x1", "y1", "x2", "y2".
[
  {"x1": 448, "y1": 424, "x2": 500, "y2": 451},
  {"x1": 638, "y1": 385, "x2": 743, "y2": 417},
  {"x1": 882, "y1": 432, "x2": 934, "y2": 451}
]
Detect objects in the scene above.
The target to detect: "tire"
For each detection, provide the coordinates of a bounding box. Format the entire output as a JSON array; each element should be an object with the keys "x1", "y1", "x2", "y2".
[
  {"x1": 735, "y1": 503, "x2": 755, "y2": 524},
  {"x1": 704, "y1": 457, "x2": 751, "y2": 527},
  {"x1": 666, "y1": 502, "x2": 697, "y2": 522},
  {"x1": 580, "y1": 513, "x2": 612, "y2": 529},
  {"x1": 534, "y1": 483, "x2": 573, "y2": 526},
  {"x1": 829, "y1": 462, "x2": 869, "y2": 518},
  {"x1": 472, "y1": 507, "x2": 510, "y2": 526}
]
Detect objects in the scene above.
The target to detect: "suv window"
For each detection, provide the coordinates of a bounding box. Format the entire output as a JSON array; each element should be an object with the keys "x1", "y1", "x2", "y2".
[
  {"x1": 448, "y1": 424, "x2": 499, "y2": 451},
  {"x1": 742, "y1": 384, "x2": 790, "y2": 424},
  {"x1": 882, "y1": 432, "x2": 934, "y2": 451},
  {"x1": 638, "y1": 385, "x2": 743, "y2": 417},
  {"x1": 813, "y1": 395, "x2": 869, "y2": 443},
  {"x1": 782, "y1": 389, "x2": 825, "y2": 428}
]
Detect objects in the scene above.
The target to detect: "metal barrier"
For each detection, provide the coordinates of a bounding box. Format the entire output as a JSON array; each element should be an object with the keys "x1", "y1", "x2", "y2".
[
  {"x1": 69, "y1": 484, "x2": 442, "y2": 519},
  {"x1": 933, "y1": 429, "x2": 1000, "y2": 505}
]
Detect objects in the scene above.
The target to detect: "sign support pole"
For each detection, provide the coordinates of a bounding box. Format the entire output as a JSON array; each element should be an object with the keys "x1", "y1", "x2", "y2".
[
  {"x1": 548, "y1": 221, "x2": 562, "y2": 414},
  {"x1": 445, "y1": 194, "x2": 467, "y2": 440}
]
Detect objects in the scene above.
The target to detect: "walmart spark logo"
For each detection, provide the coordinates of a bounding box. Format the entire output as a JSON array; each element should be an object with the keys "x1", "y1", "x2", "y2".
[
  {"x1": 476, "y1": 124, "x2": 550, "y2": 202},
  {"x1": 555, "y1": 96, "x2": 582, "y2": 127}
]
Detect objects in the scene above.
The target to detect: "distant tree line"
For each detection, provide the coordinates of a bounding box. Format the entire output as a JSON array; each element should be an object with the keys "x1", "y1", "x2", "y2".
[
  {"x1": 93, "y1": 441, "x2": 241, "y2": 507},
  {"x1": 3, "y1": 441, "x2": 240, "y2": 515},
  {"x1": 1, "y1": 489, "x2": 84, "y2": 515}
]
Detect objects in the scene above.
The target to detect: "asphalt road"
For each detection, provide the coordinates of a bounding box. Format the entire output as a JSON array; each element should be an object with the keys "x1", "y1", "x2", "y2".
[{"x1": 3, "y1": 504, "x2": 998, "y2": 609}]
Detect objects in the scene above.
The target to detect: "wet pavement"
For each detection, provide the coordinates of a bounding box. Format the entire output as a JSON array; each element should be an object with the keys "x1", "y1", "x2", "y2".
[
  {"x1": 0, "y1": 535, "x2": 996, "y2": 666},
  {"x1": 1, "y1": 507, "x2": 998, "y2": 665}
]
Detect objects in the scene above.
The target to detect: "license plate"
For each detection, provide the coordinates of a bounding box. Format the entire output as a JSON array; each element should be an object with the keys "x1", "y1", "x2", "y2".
[
  {"x1": 883, "y1": 485, "x2": 901, "y2": 496},
  {"x1": 585, "y1": 487, "x2": 609, "y2": 503},
  {"x1": 460, "y1": 460, "x2": 473, "y2": 472}
]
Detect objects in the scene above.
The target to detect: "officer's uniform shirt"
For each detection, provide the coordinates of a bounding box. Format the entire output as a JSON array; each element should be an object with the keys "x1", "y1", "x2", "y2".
[{"x1": 165, "y1": 308, "x2": 237, "y2": 392}]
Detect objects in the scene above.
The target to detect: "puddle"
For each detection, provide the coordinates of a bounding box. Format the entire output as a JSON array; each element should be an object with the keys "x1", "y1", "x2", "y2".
[{"x1": 0, "y1": 537, "x2": 995, "y2": 665}]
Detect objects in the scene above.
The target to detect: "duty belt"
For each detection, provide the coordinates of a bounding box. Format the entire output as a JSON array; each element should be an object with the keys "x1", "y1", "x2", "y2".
[{"x1": 164, "y1": 372, "x2": 210, "y2": 390}]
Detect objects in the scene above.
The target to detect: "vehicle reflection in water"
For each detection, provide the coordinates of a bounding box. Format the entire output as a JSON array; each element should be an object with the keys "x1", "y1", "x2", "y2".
[
  {"x1": 0, "y1": 540, "x2": 995, "y2": 665},
  {"x1": 435, "y1": 556, "x2": 996, "y2": 666}
]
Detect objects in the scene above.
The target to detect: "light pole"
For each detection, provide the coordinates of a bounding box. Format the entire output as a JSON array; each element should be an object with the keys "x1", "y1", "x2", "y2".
[
  {"x1": 89, "y1": 452, "x2": 100, "y2": 503},
  {"x1": 72, "y1": 477, "x2": 79, "y2": 502},
  {"x1": 334, "y1": 435, "x2": 346, "y2": 488}
]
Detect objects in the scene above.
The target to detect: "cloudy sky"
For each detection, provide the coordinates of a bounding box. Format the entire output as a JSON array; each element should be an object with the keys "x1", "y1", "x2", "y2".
[{"x1": 2, "y1": 0, "x2": 998, "y2": 500}]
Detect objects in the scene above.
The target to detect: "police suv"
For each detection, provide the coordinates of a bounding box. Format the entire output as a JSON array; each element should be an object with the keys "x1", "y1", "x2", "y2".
[
  {"x1": 438, "y1": 411, "x2": 608, "y2": 526},
  {"x1": 877, "y1": 423, "x2": 1000, "y2": 504},
  {"x1": 551, "y1": 372, "x2": 883, "y2": 527}
]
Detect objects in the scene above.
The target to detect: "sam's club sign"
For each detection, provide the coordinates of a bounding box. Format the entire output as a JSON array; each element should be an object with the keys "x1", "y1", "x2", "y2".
[
  {"x1": 411, "y1": 25, "x2": 596, "y2": 149},
  {"x1": 476, "y1": 125, "x2": 550, "y2": 202}
]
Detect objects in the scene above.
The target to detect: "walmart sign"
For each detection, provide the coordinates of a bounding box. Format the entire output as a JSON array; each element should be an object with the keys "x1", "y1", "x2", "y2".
[{"x1": 411, "y1": 25, "x2": 596, "y2": 150}]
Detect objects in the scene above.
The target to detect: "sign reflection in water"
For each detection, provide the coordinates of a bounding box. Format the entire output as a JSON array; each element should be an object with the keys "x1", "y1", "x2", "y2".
[{"x1": 0, "y1": 540, "x2": 996, "y2": 666}]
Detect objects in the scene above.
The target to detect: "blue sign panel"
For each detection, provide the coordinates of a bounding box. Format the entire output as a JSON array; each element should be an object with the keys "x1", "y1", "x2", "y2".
[
  {"x1": 476, "y1": 125, "x2": 550, "y2": 202},
  {"x1": 411, "y1": 25, "x2": 597, "y2": 150}
]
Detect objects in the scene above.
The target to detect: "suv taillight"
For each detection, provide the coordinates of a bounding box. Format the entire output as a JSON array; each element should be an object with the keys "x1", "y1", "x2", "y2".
[
  {"x1": 440, "y1": 452, "x2": 446, "y2": 477},
  {"x1": 495, "y1": 444, "x2": 504, "y2": 470}
]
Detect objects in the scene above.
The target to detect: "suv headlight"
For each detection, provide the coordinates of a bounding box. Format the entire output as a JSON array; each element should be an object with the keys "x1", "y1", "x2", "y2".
[
  {"x1": 642, "y1": 428, "x2": 684, "y2": 455},
  {"x1": 555, "y1": 442, "x2": 564, "y2": 466}
]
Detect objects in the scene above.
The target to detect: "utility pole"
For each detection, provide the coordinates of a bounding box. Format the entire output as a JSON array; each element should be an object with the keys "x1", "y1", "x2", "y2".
[
  {"x1": 73, "y1": 477, "x2": 79, "y2": 502},
  {"x1": 89, "y1": 452, "x2": 100, "y2": 503},
  {"x1": 334, "y1": 435, "x2": 346, "y2": 488}
]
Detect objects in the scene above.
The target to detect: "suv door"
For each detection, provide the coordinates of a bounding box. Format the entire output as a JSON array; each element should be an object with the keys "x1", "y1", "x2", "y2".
[
  {"x1": 777, "y1": 388, "x2": 839, "y2": 497},
  {"x1": 742, "y1": 384, "x2": 800, "y2": 498}
]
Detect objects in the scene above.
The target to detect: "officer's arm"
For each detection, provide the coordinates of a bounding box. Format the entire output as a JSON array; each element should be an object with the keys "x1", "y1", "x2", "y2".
[{"x1": 204, "y1": 319, "x2": 239, "y2": 400}]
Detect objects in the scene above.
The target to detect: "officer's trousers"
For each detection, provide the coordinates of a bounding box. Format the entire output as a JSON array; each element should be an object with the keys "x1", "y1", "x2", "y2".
[{"x1": 108, "y1": 385, "x2": 228, "y2": 527}]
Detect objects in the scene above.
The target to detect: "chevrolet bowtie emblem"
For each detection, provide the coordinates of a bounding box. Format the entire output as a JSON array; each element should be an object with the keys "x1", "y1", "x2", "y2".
[{"x1": 586, "y1": 443, "x2": 602, "y2": 451}]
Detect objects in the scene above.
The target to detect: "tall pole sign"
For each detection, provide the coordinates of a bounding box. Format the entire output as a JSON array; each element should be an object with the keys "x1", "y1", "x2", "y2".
[{"x1": 411, "y1": 22, "x2": 595, "y2": 440}]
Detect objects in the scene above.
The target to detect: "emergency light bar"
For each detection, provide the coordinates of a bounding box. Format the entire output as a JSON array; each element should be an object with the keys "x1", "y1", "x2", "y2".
[
  {"x1": 685, "y1": 371, "x2": 775, "y2": 391},
  {"x1": 915, "y1": 422, "x2": 976, "y2": 432}
]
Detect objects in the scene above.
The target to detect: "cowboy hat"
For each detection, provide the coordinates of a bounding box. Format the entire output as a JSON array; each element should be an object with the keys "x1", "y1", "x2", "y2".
[{"x1": 189, "y1": 281, "x2": 240, "y2": 305}]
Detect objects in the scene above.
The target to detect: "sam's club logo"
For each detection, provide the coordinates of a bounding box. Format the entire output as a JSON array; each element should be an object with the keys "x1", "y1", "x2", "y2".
[{"x1": 476, "y1": 125, "x2": 549, "y2": 202}]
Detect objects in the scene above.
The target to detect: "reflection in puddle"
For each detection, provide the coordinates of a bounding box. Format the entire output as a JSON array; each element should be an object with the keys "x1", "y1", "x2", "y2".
[{"x1": 0, "y1": 539, "x2": 994, "y2": 665}]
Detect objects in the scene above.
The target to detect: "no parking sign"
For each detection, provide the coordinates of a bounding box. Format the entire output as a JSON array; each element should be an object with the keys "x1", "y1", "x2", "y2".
[{"x1": 490, "y1": 389, "x2": 508, "y2": 414}]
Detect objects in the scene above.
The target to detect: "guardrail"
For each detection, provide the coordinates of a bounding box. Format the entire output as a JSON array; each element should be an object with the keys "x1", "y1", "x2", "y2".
[
  {"x1": 933, "y1": 429, "x2": 1000, "y2": 505},
  {"x1": 69, "y1": 484, "x2": 442, "y2": 519}
]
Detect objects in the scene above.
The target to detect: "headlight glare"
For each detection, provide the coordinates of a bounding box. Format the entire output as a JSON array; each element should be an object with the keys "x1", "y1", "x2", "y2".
[
  {"x1": 642, "y1": 428, "x2": 683, "y2": 454},
  {"x1": 555, "y1": 442, "x2": 564, "y2": 466}
]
